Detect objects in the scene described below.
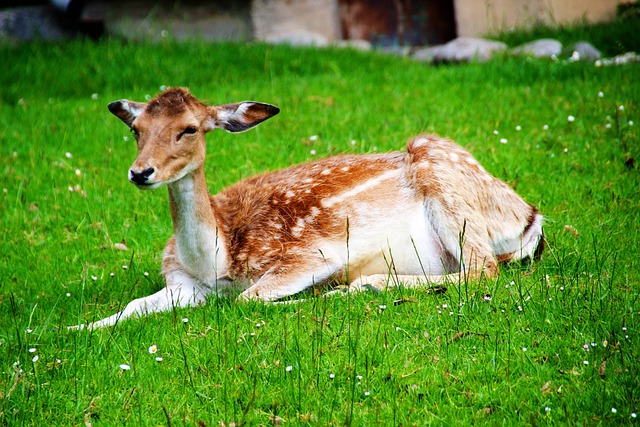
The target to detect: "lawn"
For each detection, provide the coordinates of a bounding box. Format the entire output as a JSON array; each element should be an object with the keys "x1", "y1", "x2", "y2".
[{"x1": 1, "y1": 24, "x2": 639, "y2": 425}]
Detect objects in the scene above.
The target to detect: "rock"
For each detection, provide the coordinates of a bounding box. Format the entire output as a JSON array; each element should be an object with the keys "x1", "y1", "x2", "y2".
[
  {"x1": 426, "y1": 37, "x2": 507, "y2": 63},
  {"x1": 568, "y1": 41, "x2": 602, "y2": 61},
  {"x1": 264, "y1": 30, "x2": 329, "y2": 47},
  {"x1": 511, "y1": 39, "x2": 563, "y2": 58}
]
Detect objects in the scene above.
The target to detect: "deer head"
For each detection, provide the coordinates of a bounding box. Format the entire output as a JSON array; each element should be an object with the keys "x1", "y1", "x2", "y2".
[{"x1": 107, "y1": 87, "x2": 279, "y2": 190}]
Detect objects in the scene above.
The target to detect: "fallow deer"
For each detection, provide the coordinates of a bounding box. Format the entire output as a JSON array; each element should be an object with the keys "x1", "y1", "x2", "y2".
[{"x1": 73, "y1": 87, "x2": 543, "y2": 330}]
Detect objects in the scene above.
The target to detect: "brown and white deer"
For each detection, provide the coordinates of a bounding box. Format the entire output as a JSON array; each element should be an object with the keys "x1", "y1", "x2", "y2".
[{"x1": 74, "y1": 87, "x2": 543, "y2": 329}]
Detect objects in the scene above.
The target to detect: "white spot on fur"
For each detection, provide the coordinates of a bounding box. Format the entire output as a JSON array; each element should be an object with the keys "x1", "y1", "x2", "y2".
[
  {"x1": 413, "y1": 137, "x2": 429, "y2": 147},
  {"x1": 303, "y1": 178, "x2": 313, "y2": 184},
  {"x1": 285, "y1": 190, "x2": 295, "y2": 198},
  {"x1": 449, "y1": 152, "x2": 459, "y2": 162},
  {"x1": 341, "y1": 167, "x2": 349, "y2": 172},
  {"x1": 321, "y1": 169, "x2": 399, "y2": 208},
  {"x1": 321, "y1": 169, "x2": 331, "y2": 175}
]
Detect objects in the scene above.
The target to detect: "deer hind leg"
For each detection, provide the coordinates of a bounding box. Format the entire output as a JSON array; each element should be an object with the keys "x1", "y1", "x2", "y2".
[{"x1": 238, "y1": 255, "x2": 343, "y2": 302}]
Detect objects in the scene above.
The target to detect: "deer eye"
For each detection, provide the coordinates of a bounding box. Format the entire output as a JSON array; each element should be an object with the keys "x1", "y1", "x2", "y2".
[{"x1": 178, "y1": 126, "x2": 197, "y2": 140}]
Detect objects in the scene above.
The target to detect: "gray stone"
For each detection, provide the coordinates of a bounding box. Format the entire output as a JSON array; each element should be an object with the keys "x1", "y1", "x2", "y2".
[
  {"x1": 422, "y1": 37, "x2": 508, "y2": 63},
  {"x1": 511, "y1": 39, "x2": 563, "y2": 58},
  {"x1": 264, "y1": 30, "x2": 329, "y2": 47},
  {"x1": 568, "y1": 41, "x2": 602, "y2": 61}
]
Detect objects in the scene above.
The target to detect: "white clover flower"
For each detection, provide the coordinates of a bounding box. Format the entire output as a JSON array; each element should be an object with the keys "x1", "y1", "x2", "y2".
[
  {"x1": 329, "y1": 373, "x2": 335, "y2": 379},
  {"x1": 611, "y1": 408, "x2": 617, "y2": 414},
  {"x1": 598, "y1": 91, "x2": 604, "y2": 98},
  {"x1": 65, "y1": 152, "x2": 73, "y2": 159},
  {"x1": 500, "y1": 138, "x2": 508, "y2": 144},
  {"x1": 516, "y1": 125, "x2": 522, "y2": 131},
  {"x1": 629, "y1": 121, "x2": 634, "y2": 126},
  {"x1": 143, "y1": 272, "x2": 149, "y2": 277},
  {"x1": 310, "y1": 150, "x2": 317, "y2": 156},
  {"x1": 122, "y1": 265, "x2": 128, "y2": 270},
  {"x1": 350, "y1": 140, "x2": 357, "y2": 146},
  {"x1": 632, "y1": 413, "x2": 637, "y2": 418},
  {"x1": 619, "y1": 105, "x2": 624, "y2": 111},
  {"x1": 493, "y1": 130, "x2": 499, "y2": 135},
  {"x1": 91, "y1": 275, "x2": 97, "y2": 281},
  {"x1": 155, "y1": 357, "x2": 164, "y2": 362},
  {"x1": 66, "y1": 292, "x2": 71, "y2": 297},
  {"x1": 182, "y1": 317, "x2": 189, "y2": 323},
  {"x1": 91, "y1": 93, "x2": 99, "y2": 100},
  {"x1": 32, "y1": 355, "x2": 39, "y2": 363},
  {"x1": 285, "y1": 365, "x2": 293, "y2": 372},
  {"x1": 119, "y1": 364, "x2": 131, "y2": 370},
  {"x1": 543, "y1": 125, "x2": 549, "y2": 130},
  {"x1": 364, "y1": 391, "x2": 371, "y2": 396},
  {"x1": 29, "y1": 347, "x2": 37, "y2": 353},
  {"x1": 583, "y1": 360, "x2": 589, "y2": 365},
  {"x1": 379, "y1": 304, "x2": 386, "y2": 310},
  {"x1": 75, "y1": 169, "x2": 82, "y2": 176},
  {"x1": 567, "y1": 115, "x2": 575, "y2": 122},
  {"x1": 110, "y1": 272, "x2": 115, "y2": 277},
  {"x1": 26, "y1": 329, "x2": 33, "y2": 334},
  {"x1": 309, "y1": 135, "x2": 318, "y2": 141},
  {"x1": 522, "y1": 347, "x2": 527, "y2": 352},
  {"x1": 123, "y1": 135, "x2": 129, "y2": 142},
  {"x1": 148, "y1": 345, "x2": 158, "y2": 354},
  {"x1": 545, "y1": 407, "x2": 551, "y2": 412}
]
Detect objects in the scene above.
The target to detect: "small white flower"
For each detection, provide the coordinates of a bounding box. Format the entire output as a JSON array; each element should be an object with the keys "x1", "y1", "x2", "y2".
[
  {"x1": 518, "y1": 306, "x2": 523, "y2": 311},
  {"x1": 310, "y1": 149, "x2": 317, "y2": 155},
  {"x1": 545, "y1": 406, "x2": 551, "y2": 412},
  {"x1": 631, "y1": 413, "x2": 637, "y2": 418},
  {"x1": 91, "y1": 275, "x2": 97, "y2": 281},
  {"x1": 123, "y1": 135, "x2": 129, "y2": 141},
  {"x1": 619, "y1": 105, "x2": 624, "y2": 111},
  {"x1": 26, "y1": 329, "x2": 33, "y2": 334},
  {"x1": 611, "y1": 408, "x2": 617, "y2": 414},
  {"x1": 65, "y1": 152, "x2": 73, "y2": 159},
  {"x1": 623, "y1": 326, "x2": 627, "y2": 331},
  {"x1": 182, "y1": 317, "x2": 189, "y2": 323},
  {"x1": 563, "y1": 148, "x2": 569, "y2": 153},
  {"x1": 110, "y1": 272, "x2": 115, "y2": 277},
  {"x1": 516, "y1": 125, "x2": 522, "y2": 131},
  {"x1": 122, "y1": 265, "x2": 128, "y2": 270},
  {"x1": 629, "y1": 121, "x2": 634, "y2": 126},
  {"x1": 583, "y1": 360, "x2": 589, "y2": 365},
  {"x1": 56, "y1": 359, "x2": 61, "y2": 364},
  {"x1": 379, "y1": 304, "x2": 386, "y2": 310},
  {"x1": 591, "y1": 342, "x2": 597, "y2": 347},
  {"x1": 119, "y1": 363, "x2": 131, "y2": 370},
  {"x1": 68, "y1": 186, "x2": 74, "y2": 192},
  {"x1": 155, "y1": 356, "x2": 164, "y2": 362},
  {"x1": 13, "y1": 360, "x2": 20, "y2": 366},
  {"x1": 285, "y1": 365, "x2": 293, "y2": 372},
  {"x1": 350, "y1": 140, "x2": 357, "y2": 146},
  {"x1": 143, "y1": 272, "x2": 149, "y2": 277},
  {"x1": 364, "y1": 391, "x2": 371, "y2": 396},
  {"x1": 91, "y1": 93, "x2": 99, "y2": 100},
  {"x1": 160, "y1": 85, "x2": 167, "y2": 91},
  {"x1": 309, "y1": 135, "x2": 318, "y2": 141},
  {"x1": 500, "y1": 138, "x2": 508, "y2": 144},
  {"x1": 522, "y1": 347, "x2": 527, "y2": 352},
  {"x1": 356, "y1": 375, "x2": 363, "y2": 380},
  {"x1": 493, "y1": 130, "x2": 499, "y2": 135},
  {"x1": 603, "y1": 340, "x2": 608, "y2": 347},
  {"x1": 442, "y1": 304, "x2": 448, "y2": 309},
  {"x1": 32, "y1": 355, "x2": 39, "y2": 363},
  {"x1": 148, "y1": 345, "x2": 158, "y2": 354},
  {"x1": 567, "y1": 115, "x2": 575, "y2": 122},
  {"x1": 66, "y1": 292, "x2": 71, "y2": 297},
  {"x1": 598, "y1": 91, "x2": 604, "y2": 98},
  {"x1": 543, "y1": 125, "x2": 549, "y2": 130},
  {"x1": 329, "y1": 373, "x2": 335, "y2": 379},
  {"x1": 28, "y1": 348, "x2": 36, "y2": 353},
  {"x1": 75, "y1": 169, "x2": 82, "y2": 176}
]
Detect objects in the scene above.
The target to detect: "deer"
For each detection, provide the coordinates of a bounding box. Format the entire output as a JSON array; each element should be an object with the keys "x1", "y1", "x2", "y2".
[{"x1": 71, "y1": 87, "x2": 543, "y2": 330}]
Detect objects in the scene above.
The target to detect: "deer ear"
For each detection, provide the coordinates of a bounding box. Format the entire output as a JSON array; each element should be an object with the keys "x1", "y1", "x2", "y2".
[
  {"x1": 210, "y1": 102, "x2": 280, "y2": 133},
  {"x1": 108, "y1": 100, "x2": 146, "y2": 128}
]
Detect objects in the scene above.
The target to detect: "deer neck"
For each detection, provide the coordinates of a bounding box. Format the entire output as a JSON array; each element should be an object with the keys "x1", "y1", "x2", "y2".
[{"x1": 167, "y1": 166, "x2": 228, "y2": 282}]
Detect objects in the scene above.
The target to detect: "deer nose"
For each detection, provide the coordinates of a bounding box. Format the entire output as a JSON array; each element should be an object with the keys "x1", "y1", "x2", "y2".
[{"x1": 129, "y1": 167, "x2": 155, "y2": 184}]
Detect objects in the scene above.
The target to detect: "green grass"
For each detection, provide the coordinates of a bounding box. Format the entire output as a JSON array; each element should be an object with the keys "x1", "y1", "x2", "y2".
[{"x1": 0, "y1": 34, "x2": 639, "y2": 425}]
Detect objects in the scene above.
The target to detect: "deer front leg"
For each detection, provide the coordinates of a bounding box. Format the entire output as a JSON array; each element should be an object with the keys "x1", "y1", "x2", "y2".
[{"x1": 69, "y1": 270, "x2": 218, "y2": 330}]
